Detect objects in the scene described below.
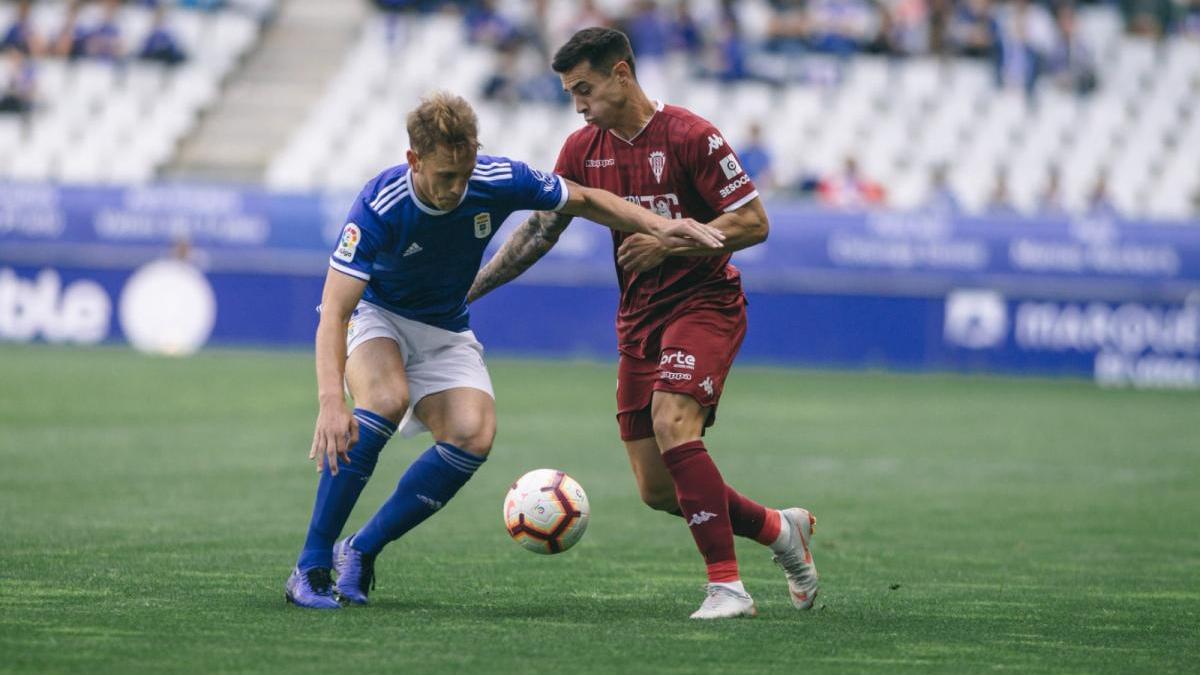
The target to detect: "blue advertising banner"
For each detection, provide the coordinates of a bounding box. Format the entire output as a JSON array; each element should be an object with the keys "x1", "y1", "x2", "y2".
[{"x1": 2, "y1": 182, "x2": 1198, "y2": 388}]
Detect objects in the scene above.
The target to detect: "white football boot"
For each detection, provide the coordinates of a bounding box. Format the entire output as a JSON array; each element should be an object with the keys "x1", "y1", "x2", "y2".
[
  {"x1": 689, "y1": 583, "x2": 757, "y2": 620},
  {"x1": 772, "y1": 507, "x2": 819, "y2": 609}
]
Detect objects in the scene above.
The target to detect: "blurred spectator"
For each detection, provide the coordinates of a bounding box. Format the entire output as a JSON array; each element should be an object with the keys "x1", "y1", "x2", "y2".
[
  {"x1": 927, "y1": 0, "x2": 953, "y2": 53},
  {"x1": 85, "y1": 0, "x2": 125, "y2": 61},
  {"x1": 738, "y1": 123, "x2": 775, "y2": 190},
  {"x1": 881, "y1": 0, "x2": 933, "y2": 55},
  {"x1": 0, "y1": 46, "x2": 35, "y2": 116},
  {"x1": 995, "y1": 0, "x2": 1058, "y2": 95},
  {"x1": 807, "y1": 0, "x2": 882, "y2": 57},
  {"x1": 1, "y1": 0, "x2": 45, "y2": 57},
  {"x1": 1177, "y1": 0, "x2": 1200, "y2": 37},
  {"x1": 139, "y1": 6, "x2": 188, "y2": 66},
  {"x1": 926, "y1": 164, "x2": 962, "y2": 213},
  {"x1": 669, "y1": 1, "x2": 704, "y2": 56},
  {"x1": 178, "y1": 0, "x2": 228, "y2": 10},
  {"x1": 1121, "y1": 0, "x2": 1176, "y2": 38},
  {"x1": 709, "y1": 5, "x2": 752, "y2": 81},
  {"x1": 1086, "y1": 174, "x2": 1117, "y2": 217},
  {"x1": 622, "y1": 0, "x2": 672, "y2": 62},
  {"x1": 52, "y1": 3, "x2": 87, "y2": 60},
  {"x1": 466, "y1": 0, "x2": 520, "y2": 48},
  {"x1": 482, "y1": 40, "x2": 522, "y2": 105},
  {"x1": 1047, "y1": 3, "x2": 1097, "y2": 95},
  {"x1": 1037, "y1": 165, "x2": 1065, "y2": 214},
  {"x1": 986, "y1": 171, "x2": 1019, "y2": 214},
  {"x1": 948, "y1": 0, "x2": 999, "y2": 57},
  {"x1": 819, "y1": 157, "x2": 887, "y2": 209},
  {"x1": 558, "y1": 0, "x2": 614, "y2": 40},
  {"x1": 766, "y1": 0, "x2": 810, "y2": 53}
]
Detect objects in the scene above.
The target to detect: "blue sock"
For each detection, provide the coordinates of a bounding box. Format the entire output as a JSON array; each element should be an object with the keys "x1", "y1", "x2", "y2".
[
  {"x1": 296, "y1": 409, "x2": 396, "y2": 571},
  {"x1": 352, "y1": 442, "x2": 486, "y2": 555}
]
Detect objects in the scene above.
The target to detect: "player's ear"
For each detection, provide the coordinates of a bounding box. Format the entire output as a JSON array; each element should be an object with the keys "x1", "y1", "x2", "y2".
[{"x1": 406, "y1": 148, "x2": 419, "y2": 172}]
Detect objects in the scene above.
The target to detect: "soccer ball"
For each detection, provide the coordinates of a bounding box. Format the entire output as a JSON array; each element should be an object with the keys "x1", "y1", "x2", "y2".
[{"x1": 503, "y1": 469, "x2": 589, "y2": 554}]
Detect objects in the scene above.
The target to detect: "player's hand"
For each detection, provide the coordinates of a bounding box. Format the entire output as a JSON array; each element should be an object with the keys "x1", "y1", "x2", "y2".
[
  {"x1": 309, "y1": 401, "x2": 358, "y2": 476},
  {"x1": 655, "y1": 217, "x2": 725, "y2": 250},
  {"x1": 617, "y1": 233, "x2": 670, "y2": 273}
]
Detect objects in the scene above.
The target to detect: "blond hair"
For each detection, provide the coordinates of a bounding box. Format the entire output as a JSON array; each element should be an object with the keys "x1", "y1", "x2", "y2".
[{"x1": 406, "y1": 91, "x2": 481, "y2": 158}]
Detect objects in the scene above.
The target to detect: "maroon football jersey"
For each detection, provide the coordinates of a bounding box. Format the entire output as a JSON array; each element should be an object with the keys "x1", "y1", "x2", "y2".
[{"x1": 554, "y1": 102, "x2": 760, "y2": 359}]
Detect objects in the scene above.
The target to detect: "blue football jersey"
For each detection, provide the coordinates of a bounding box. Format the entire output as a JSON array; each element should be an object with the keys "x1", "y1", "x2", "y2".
[{"x1": 328, "y1": 155, "x2": 569, "y2": 332}]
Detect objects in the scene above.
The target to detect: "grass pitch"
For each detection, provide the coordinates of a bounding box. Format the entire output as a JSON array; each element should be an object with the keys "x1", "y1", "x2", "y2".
[{"x1": 0, "y1": 344, "x2": 1197, "y2": 674}]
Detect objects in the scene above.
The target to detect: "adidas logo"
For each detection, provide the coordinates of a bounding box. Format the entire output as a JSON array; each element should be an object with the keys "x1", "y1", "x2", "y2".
[
  {"x1": 688, "y1": 511, "x2": 718, "y2": 527},
  {"x1": 416, "y1": 494, "x2": 443, "y2": 510},
  {"x1": 403, "y1": 242, "x2": 423, "y2": 257}
]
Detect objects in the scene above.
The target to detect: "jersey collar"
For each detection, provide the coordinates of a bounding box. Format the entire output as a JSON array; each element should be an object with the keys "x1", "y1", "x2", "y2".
[
  {"x1": 405, "y1": 167, "x2": 469, "y2": 216},
  {"x1": 608, "y1": 100, "x2": 665, "y2": 145}
]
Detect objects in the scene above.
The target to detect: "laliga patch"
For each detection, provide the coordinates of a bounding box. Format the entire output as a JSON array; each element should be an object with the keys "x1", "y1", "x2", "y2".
[
  {"x1": 474, "y1": 212, "x2": 492, "y2": 238},
  {"x1": 334, "y1": 222, "x2": 360, "y2": 262},
  {"x1": 719, "y1": 153, "x2": 743, "y2": 179}
]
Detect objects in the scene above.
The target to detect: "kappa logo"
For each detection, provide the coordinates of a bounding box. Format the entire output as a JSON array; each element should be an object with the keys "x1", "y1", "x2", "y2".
[
  {"x1": 585, "y1": 158, "x2": 616, "y2": 168},
  {"x1": 707, "y1": 134, "x2": 725, "y2": 155},
  {"x1": 688, "y1": 511, "x2": 718, "y2": 526},
  {"x1": 648, "y1": 151, "x2": 666, "y2": 184},
  {"x1": 699, "y1": 376, "x2": 714, "y2": 397},
  {"x1": 660, "y1": 370, "x2": 693, "y2": 382},
  {"x1": 403, "y1": 242, "x2": 423, "y2": 257}
]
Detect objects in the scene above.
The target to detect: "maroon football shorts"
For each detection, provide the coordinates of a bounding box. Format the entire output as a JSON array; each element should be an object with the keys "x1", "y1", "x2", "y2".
[{"x1": 616, "y1": 301, "x2": 748, "y2": 442}]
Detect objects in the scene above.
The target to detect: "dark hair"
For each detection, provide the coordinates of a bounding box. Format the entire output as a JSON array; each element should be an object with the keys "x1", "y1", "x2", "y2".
[{"x1": 551, "y1": 27, "x2": 636, "y2": 78}]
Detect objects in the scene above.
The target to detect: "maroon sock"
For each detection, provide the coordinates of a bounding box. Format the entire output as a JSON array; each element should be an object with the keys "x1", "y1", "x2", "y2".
[
  {"x1": 661, "y1": 440, "x2": 739, "y2": 582},
  {"x1": 664, "y1": 486, "x2": 781, "y2": 546},
  {"x1": 727, "y1": 486, "x2": 781, "y2": 545}
]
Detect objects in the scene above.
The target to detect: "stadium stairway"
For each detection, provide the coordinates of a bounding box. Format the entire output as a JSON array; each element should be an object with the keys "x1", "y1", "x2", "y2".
[{"x1": 167, "y1": 0, "x2": 365, "y2": 183}]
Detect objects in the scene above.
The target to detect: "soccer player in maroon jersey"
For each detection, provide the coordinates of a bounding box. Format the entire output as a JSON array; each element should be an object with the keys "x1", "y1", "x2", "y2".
[{"x1": 468, "y1": 28, "x2": 818, "y2": 619}]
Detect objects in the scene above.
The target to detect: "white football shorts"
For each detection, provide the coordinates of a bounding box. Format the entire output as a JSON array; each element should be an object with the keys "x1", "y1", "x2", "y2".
[{"x1": 345, "y1": 301, "x2": 494, "y2": 438}]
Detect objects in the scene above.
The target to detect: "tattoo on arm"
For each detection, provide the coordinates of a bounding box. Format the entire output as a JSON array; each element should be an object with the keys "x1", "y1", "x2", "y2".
[{"x1": 467, "y1": 210, "x2": 572, "y2": 303}]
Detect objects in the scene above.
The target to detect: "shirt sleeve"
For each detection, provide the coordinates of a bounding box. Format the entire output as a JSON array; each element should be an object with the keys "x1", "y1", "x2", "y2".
[
  {"x1": 505, "y1": 160, "x2": 570, "y2": 212},
  {"x1": 328, "y1": 194, "x2": 388, "y2": 282},
  {"x1": 684, "y1": 122, "x2": 760, "y2": 214}
]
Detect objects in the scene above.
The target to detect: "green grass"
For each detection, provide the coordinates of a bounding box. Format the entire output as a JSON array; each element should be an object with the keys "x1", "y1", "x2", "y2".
[{"x1": 1, "y1": 344, "x2": 1197, "y2": 674}]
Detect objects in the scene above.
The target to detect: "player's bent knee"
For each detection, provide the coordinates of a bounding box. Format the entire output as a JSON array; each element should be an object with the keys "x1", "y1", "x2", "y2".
[
  {"x1": 358, "y1": 389, "x2": 410, "y2": 424},
  {"x1": 650, "y1": 412, "x2": 700, "y2": 449},
  {"x1": 441, "y1": 426, "x2": 494, "y2": 458}
]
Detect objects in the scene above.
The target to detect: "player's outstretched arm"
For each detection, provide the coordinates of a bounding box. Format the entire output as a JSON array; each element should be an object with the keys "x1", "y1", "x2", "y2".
[
  {"x1": 560, "y1": 181, "x2": 726, "y2": 250},
  {"x1": 617, "y1": 197, "x2": 769, "y2": 273},
  {"x1": 310, "y1": 268, "x2": 366, "y2": 476},
  {"x1": 467, "y1": 209, "x2": 574, "y2": 304}
]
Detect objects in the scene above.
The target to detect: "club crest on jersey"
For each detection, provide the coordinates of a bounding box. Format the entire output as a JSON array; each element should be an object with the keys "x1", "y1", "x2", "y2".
[
  {"x1": 474, "y1": 212, "x2": 492, "y2": 238},
  {"x1": 334, "y1": 223, "x2": 360, "y2": 262},
  {"x1": 648, "y1": 151, "x2": 666, "y2": 184}
]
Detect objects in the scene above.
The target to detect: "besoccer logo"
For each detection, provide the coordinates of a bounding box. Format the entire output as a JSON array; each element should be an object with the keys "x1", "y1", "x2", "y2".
[
  {"x1": 648, "y1": 151, "x2": 666, "y2": 184},
  {"x1": 707, "y1": 134, "x2": 725, "y2": 155}
]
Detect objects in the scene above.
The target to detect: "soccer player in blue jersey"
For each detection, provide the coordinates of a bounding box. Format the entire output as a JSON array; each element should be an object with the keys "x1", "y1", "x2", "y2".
[{"x1": 285, "y1": 91, "x2": 725, "y2": 609}]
